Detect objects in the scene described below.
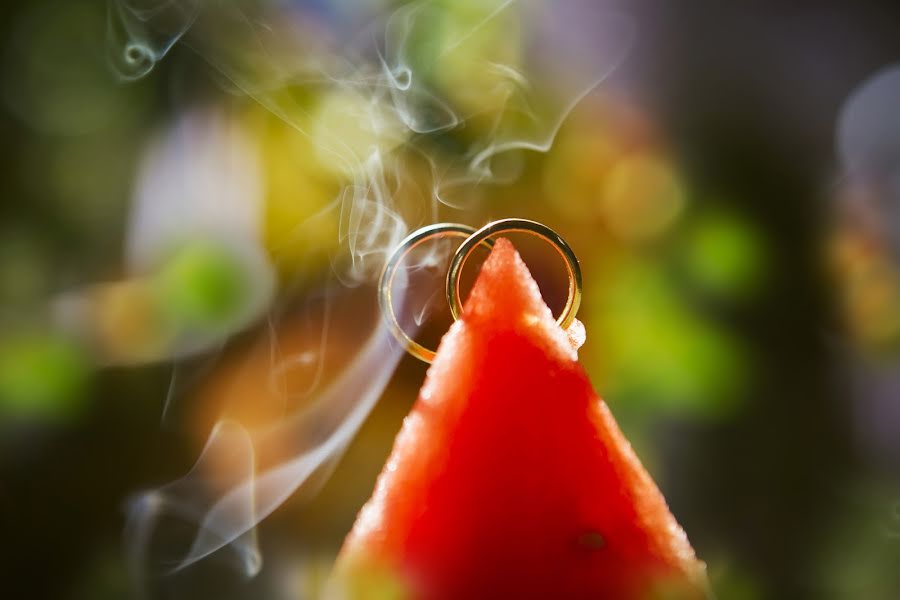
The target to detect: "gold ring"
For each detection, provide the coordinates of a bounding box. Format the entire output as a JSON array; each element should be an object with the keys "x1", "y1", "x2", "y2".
[
  {"x1": 379, "y1": 223, "x2": 495, "y2": 363},
  {"x1": 446, "y1": 218, "x2": 582, "y2": 329}
]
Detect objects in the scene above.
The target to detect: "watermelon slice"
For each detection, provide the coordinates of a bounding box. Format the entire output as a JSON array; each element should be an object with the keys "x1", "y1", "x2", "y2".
[{"x1": 335, "y1": 239, "x2": 708, "y2": 599}]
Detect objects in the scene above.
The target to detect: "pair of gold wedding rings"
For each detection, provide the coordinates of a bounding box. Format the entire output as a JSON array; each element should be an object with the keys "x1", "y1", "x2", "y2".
[{"x1": 379, "y1": 218, "x2": 583, "y2": 363}]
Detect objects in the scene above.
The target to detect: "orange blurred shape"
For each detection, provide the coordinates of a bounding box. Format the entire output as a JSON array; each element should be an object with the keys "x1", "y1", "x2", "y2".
[
  {"x1": 189, "y1": 296, "x2": 377, "y2": 466},
  {"x1": 829, "y1": 227, "x2": 900, "y2": 348},
  {"x1": 598, "y1": 153, "x2": 684, "y2": 242},
  {"x1": 55, "y1": 279, "x2": 173, "y2": 365}
]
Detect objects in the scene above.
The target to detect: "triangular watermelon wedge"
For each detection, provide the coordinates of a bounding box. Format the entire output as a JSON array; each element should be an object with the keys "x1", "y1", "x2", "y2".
[{"x1": 335, "y1": 239, "x2": 708, "y2": 599}]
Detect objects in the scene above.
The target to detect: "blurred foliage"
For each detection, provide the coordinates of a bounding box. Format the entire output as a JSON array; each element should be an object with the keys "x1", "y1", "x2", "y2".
[
  {"x1": 706, "y1": 558, "x2": 764, "y2": 600},
  {"x1": 589, "y1": 256, "x2": 747, "y2": 418},
  {"x1": 156, "y1": 241, "x2": 253, "y2": 333},
  {"x1": 814, "y1": 482, "x2": 900, "y2": 599},
  {"x1": 1, "y1": 1, "x2": 147, "y2": 135},
  {"x1": 680, "y1": 210, "x2": 767, "y2": 302},
  {"x1": 248, "y1": 107, "x2": 341, "y2": 276},
  {"x1": 0, "y1": 331, "x2": 90, "y2": 422}
]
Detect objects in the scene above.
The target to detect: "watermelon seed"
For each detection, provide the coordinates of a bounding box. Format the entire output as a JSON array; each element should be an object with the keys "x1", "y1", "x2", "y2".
[{"x1": 579, "y1": 531, "x2": 606, "y2": 550}]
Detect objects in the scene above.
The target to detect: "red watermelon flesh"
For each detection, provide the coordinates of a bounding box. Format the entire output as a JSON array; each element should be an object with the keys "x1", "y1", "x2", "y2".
[{"x1": 336, "y1": 239, "x2": 708, "y2": 599}]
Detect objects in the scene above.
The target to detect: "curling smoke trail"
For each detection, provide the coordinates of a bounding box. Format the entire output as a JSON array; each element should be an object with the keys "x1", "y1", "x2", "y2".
[
  {"x1": 127, "y1": 279, "x2": 412, "y2": 584},
  {"x1": 111, "y1": 0, "x2": 634, "y2": 588},
  {"x1": 107, "y1": 0, "x2": 201, "y2": 80}
]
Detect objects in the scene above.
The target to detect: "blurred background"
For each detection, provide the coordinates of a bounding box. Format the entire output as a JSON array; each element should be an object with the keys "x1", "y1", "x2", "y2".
[{"x1": 1, "y1": 0, "x2": 900, "y2": 598}]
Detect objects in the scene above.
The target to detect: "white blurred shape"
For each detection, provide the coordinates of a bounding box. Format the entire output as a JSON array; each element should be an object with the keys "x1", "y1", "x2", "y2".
[
  {"x1": 52, "y1": 107, "x2": 277, "y2": 365},
  {"x1": 838, "y1": 64, "x2": 900, "y2": 179},
  {"x1": 126, "y1": 108, "x2": 264, "y2": 271}
]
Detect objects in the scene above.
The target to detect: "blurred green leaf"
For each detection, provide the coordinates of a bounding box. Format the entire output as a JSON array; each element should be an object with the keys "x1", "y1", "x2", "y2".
[
  {"x1": 0, "y1": 331, "x2": 90, "y2": 421},
  {"x1": 681, "y1": 210, "x2": 767, "y2": 301},
  {"x1": 155, "y1": 241, "x2": 250, "y2": 333},
  {"x1": 588, "y1": 258, "x2": 746, "y2": 417}
]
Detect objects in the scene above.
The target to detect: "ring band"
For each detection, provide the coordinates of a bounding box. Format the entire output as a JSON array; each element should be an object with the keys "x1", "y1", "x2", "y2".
[
  {"x1": 379, "y1": 223, "x2": 495, "y2": 363},
  {"x1": 446, "y1": 218, "x2": 582, "y2": 330}
]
